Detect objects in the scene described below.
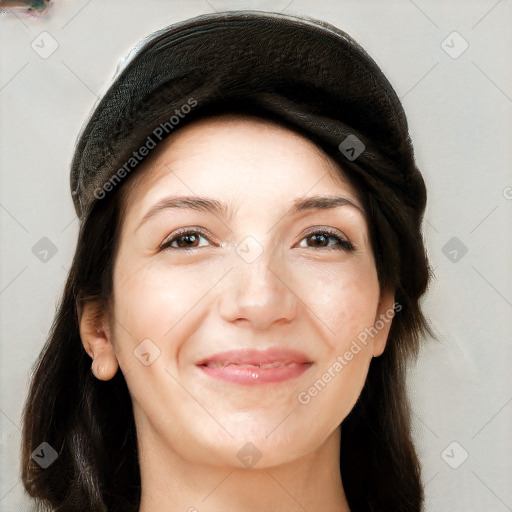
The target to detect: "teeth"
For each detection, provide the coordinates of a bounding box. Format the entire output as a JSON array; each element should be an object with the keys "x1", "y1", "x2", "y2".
[
  {"x1": 205, "y1": 361, "x2": 291, "y2": 368},
  {"x1": 259, "y1": 362, "x2": 287, "y2": 369}
]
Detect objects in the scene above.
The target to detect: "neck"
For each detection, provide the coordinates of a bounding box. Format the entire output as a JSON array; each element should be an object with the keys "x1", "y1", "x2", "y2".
[{"x1": 137, "y1": 426, "x2": 350, "y2": 512}]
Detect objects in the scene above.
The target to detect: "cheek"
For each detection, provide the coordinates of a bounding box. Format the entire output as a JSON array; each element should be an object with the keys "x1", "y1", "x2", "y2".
[
  {"x1": 300, "y1": 259, "x2": 380, "y2": 350},
  {"x1": 293, "y1": 261, "x2": 380, "y2": 415},
  {"x1": 108, "y1": 260, "x2": 212, "y2": 418},
  {"x1": 110, "y1": 256, "x2": 230, "y2": 370}
]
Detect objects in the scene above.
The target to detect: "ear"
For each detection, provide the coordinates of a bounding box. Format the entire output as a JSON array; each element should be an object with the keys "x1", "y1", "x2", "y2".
[
  {"x1": 77, "y1": 298, "x2": 118, "y2": 380},
  {"x1": 372, "y1": 288, "x2": 396, "y2": 358}
]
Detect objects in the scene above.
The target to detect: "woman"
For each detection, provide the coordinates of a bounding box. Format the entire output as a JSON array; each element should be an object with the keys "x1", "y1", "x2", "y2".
[{"x1": 20, "y1": 10, "x2": 433, "y2": 512}]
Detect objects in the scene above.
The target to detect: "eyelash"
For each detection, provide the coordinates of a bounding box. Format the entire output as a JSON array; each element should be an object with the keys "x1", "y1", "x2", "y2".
[{"x1": 160, "y1": 227, "x2": 355, "y2": 252}]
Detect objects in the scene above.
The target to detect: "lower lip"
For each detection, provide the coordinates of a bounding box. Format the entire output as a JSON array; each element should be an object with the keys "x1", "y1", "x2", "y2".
[{"x1": 198, "y1": 363, "x2": 312, "y2": 384}]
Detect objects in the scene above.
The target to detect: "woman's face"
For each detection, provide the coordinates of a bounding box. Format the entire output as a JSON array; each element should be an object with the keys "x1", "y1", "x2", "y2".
[{"x1": 95, "y1": 113, "x2": 394, "y2": 469}]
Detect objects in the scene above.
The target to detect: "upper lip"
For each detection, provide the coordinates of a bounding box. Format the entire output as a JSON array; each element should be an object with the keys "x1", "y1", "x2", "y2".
[{"x1": 196, "y1": 348, "x2": 312, "y2": 367}]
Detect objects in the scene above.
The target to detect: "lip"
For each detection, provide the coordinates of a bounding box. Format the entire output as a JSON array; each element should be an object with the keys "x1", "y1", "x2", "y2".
[{"x1": 196, "y1": 348, "x2": 313, "y2": 385}]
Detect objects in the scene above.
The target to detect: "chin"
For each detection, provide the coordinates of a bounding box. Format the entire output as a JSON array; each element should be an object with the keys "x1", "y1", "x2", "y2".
[{"x1": 187, "y1": 418, "x2": 324, "y2": 469}]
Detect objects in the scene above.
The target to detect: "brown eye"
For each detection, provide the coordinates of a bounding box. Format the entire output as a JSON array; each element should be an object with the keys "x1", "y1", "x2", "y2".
[
  {"x1": 298, "y1": 229, "x2": 354, "y2": 252},
  {"x1": 159, "y1": 227, "x2": 354, "y2": 252},
  {"x1": 160, "y1": 229, "x2": 211, "y2": 250}
]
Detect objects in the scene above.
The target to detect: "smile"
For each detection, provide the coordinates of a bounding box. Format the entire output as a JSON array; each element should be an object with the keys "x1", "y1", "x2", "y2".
[{"x1": 196, "y1": 348, "x2": 313, "y2": 385}]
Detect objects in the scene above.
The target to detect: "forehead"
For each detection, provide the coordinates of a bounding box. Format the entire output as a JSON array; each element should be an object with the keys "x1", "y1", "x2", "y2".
[{"x1": 119, "y1": 112, "x2": 362, "y2": 223}]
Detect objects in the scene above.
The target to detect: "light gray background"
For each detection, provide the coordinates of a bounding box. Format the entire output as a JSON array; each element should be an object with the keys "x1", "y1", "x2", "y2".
[{"x1": 1, "y1": 1, "x2": 511, "y2": 511}]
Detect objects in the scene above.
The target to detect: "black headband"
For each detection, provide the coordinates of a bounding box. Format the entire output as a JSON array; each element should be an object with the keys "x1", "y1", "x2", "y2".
[{"x1": 70, "y1": 10, "x2": 423, "y2": 221}]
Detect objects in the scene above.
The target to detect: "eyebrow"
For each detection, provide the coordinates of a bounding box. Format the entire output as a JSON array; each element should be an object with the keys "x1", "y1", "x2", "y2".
[{"x1": 136, "y1": 194, "x2": 365, "y2": 231}]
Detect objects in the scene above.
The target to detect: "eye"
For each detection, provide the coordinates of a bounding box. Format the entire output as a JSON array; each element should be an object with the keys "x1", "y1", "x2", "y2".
[
  {"x1": 160, "y1": 228, "x2": 212, "y2": 250},
  {"x1": 159, "y1": 227, "x2": 355, "y2": 252},
  {"x1": 297, "y1": 228, "x2": 355, "y2": 252}
]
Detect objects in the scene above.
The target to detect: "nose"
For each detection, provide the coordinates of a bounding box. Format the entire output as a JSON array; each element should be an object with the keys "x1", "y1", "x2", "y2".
[{"x1": 218, "y1": 241, "x2": 299, "y2": 330}]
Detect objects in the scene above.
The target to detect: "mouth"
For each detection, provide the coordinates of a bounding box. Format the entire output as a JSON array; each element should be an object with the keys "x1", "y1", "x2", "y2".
[
  {"x1": 202, "y1": 361, "x2": 301, "y2": 369},
  {"x1": 196, "y1": 348, "x2": 313, "y2": 385}
]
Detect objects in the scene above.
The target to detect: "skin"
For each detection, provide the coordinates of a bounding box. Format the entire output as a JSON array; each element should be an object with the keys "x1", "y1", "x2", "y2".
[{"x1": 79, "y1": 113, "x2": 394, "y2": 512}]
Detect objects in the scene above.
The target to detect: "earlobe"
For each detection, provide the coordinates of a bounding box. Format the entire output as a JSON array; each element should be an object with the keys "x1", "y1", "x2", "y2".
[
  {"x1": 91, "y1": 353, "x2": 119, "y2": 381},
  {"x1": 372, "y1": 288, "x2": 396, "y2": 358},
  {"x1": 78, "y1": 299, "x2": 119, "y2": 380}
]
